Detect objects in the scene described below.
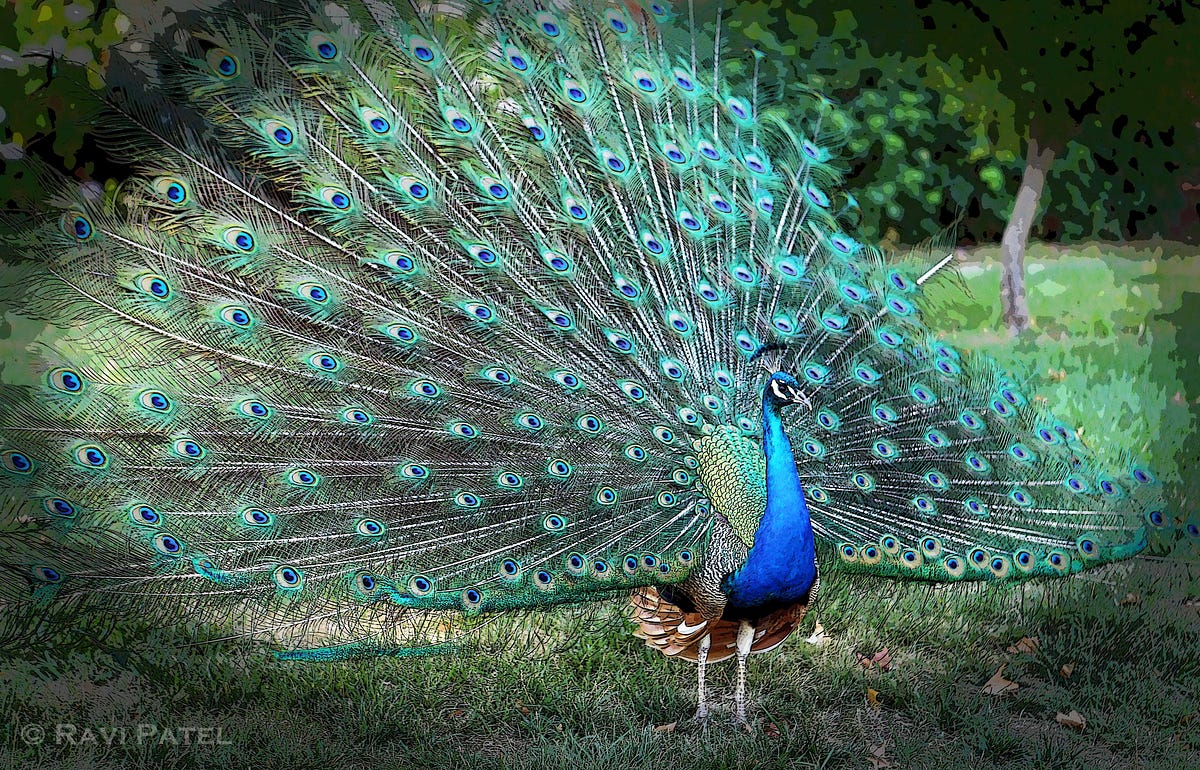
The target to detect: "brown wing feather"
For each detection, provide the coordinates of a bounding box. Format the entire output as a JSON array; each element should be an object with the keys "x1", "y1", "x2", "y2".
[{"x1": 630, "y1": 574, "x2": 819, "y2": 663}]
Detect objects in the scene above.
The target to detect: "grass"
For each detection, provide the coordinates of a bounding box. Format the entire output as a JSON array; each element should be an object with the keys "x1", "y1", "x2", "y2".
[{"x1": 3, "y1": 242, "x2": 1199, "y2": 770}]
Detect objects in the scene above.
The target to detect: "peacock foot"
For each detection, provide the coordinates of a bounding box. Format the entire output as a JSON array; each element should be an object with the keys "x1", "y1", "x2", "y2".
[{"x1": 674, "y1": 710, "x2": 712, "y2": 734}]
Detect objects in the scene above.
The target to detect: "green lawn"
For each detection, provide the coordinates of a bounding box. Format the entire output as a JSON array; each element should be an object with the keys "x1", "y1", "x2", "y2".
[{"x1": 3, "y1": 243, "x2": 1198, "y2": 770}]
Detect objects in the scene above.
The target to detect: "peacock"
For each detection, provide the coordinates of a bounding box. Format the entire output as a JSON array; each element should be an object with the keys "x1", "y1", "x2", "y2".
[{"x1": 0, "y1": 0, "x2": 1174, "y2": 726}]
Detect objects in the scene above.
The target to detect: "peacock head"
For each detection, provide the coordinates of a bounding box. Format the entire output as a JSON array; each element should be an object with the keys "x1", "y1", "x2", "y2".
[{"x1": 764, "y1": 372, "x2": 810, "y2": 410}]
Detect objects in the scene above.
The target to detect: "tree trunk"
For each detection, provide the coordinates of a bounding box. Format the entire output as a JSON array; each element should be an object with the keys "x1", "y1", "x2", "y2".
[{"x1": 999, "y1": 138, "x2": 1056, "y2": 334}]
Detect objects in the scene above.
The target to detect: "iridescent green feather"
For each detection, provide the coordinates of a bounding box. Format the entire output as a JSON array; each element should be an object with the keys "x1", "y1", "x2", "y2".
[{"x1": 0, "y1": 0, "x2": 1172, "y2": 660}]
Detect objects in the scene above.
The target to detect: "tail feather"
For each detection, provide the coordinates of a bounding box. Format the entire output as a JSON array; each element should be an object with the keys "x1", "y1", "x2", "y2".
[{"x1": 0, "y1": 0, "x2": 1171, "y2": 658}]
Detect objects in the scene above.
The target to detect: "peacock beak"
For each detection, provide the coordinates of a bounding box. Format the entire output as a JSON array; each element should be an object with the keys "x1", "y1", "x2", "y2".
[{"x1": 769, "y1": 379, "x2": 811, "y2": 408}]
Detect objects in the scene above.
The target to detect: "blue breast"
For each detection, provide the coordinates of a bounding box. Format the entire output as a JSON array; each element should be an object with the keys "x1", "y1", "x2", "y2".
[{"x1": 721, "y1": 398, "x2": 818, "y2": 609}]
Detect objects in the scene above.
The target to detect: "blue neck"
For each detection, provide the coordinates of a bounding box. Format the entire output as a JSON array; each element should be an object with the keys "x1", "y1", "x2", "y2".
[{"x1": 721, "y1": 392, "x2": 817, "y2": 609}]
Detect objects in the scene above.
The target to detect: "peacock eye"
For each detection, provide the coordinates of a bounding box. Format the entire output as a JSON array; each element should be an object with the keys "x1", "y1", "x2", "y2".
[
  {"x1": 73, "y1": 444, "x2": 108, "y2": 467},
  {"x1": 207, "y1": 49, "x2": 240, "y2": 77},
  {"x1": 154, "y1": 533, "x2": 183, "y2": 555},
  {"x1": 129, "y1": 505, "x2": 160, "y2": 525},
  {"x1": 242, "y1": 508, "x2": 272, "y2": 526},
  {"x1": 139, "y1": 390, "x2": 173, "y2": 412},
  {"x1": 288, "y1": 468, "x2": 320, "y2": 487},
  {"x1": 32, "y1": 566, "x2": 63, "y2": 583},
  {"x1": 298, "y1": 283, "x2": 328, "y2": 303},
  {"x1": 136, "y1": 273, "x2": 171, "y2": 299},
  {"x1": 546, "y1": 255, "x2": 571, "y2": 273},
  {"x1": 356, "y1": 519, "x2": 386, "y2": 536},
  {"x1": 153, "y1": 177, "x2": 191, "y2": 204},
  {"x1": 220, "y1": 306, "x2": 253, "y2": 327},
  {"x1": 400, "y1": 463, "x2": 428, "y2": 479},
  {"x1": 634, "y1": 71, "x2": 657, "y2": 92}
]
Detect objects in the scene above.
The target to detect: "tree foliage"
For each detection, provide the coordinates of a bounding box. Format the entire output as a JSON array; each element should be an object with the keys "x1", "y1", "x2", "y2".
[
  {"x1": 0, "y1": 0, "x2": 128, "y2": 201},
  {"x1": 718, "y1": 0, "x2": 1199, "y2": 244}
]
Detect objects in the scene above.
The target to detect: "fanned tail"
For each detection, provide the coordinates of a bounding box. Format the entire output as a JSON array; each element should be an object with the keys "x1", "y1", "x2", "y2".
[
  {"x1": 769, "y1": 238, "x2": 1169, "y2": 580},
  {"x1": 0, "y1": 0, "x2": 1182, "y2": 661}
]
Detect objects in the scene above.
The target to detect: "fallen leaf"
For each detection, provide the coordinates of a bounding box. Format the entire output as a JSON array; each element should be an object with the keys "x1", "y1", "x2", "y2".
[
  {"x1": 1182, "y1": 598, "x2": 1200, "y2": 609},
  {"x1": 515, "y1": 700, "x2": 530, "y2": 716},
  {"x1": 867, "y1": 688, "x2": 882, "y2": 709},
  {"x1": 653, "y1": 722, "x2": 676, "y2": 734},
  {"x1": 982, "y1": 665, "x2": 1019, "y2": 696},
  {"x1": 1006, "y1": 636, "x2": 1040, "y2": 655},
  {"x1": 763, "y1": 722, "x2": 781, "y2": 739},
  {"x1": 1056, "y1": 710, "x2": 1087, "y2": 731},
  {"x1": 1059, "y1": 662, "x2": 1075, "y2": 679},
  {"x1": 805, "y1": 620, "x2": 828, "y2": 647},
  {"x1": 1119, "y1": 592, "x2": 1140, "y2": 606},
  {"x1": 856, "y1": 647, "x2": 892, "y2": 672},
  {"x1": 867, "y1": 741, "x2": 892, "y2": 769}
]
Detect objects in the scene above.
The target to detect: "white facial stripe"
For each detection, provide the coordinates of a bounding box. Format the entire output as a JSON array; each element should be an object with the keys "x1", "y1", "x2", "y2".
[
  {"x1": 770, "y1": 380, "x2": 787, "y2": 399},
  {"x1": 785, "y1": 385, "x2": 801, "y2": 400}
]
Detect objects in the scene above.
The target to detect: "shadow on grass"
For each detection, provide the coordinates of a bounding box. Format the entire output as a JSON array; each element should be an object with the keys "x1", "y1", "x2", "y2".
[{"x1": 3, "y1": 552, "x2": 1197, "y2": 770}]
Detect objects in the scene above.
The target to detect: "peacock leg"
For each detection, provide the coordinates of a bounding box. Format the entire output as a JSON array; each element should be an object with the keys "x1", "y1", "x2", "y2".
[
  {"x1": 694, "y1": 633, "x2": 711, "y2": 720},
  {"x1": 734, "y1": 621, "x2": 755, "y2": 725}
]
